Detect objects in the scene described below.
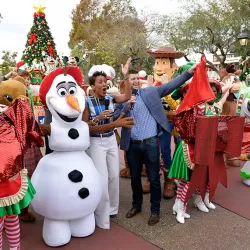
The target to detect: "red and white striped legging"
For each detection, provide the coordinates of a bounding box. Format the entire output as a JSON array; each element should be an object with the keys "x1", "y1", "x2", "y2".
[
  {"x1": 176, "y1": 180, "x2": 189, "y2": 203},
  {"x1": 0, "y1": 215, "x2": 20, "y2": 250},
  {"x1": 176, "y1": 180, "x2": 210, "y2": 202}
]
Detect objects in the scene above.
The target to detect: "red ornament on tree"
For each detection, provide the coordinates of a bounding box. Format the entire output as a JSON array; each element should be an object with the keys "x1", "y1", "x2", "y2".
[{"x1": 47, "y1": 45, "x2": 54, "y2": 56}]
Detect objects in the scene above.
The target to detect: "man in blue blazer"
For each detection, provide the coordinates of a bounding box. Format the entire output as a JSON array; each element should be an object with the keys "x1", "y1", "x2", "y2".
[{"x1": 114, "y1": 64, "x2": 197, "y2": 226}]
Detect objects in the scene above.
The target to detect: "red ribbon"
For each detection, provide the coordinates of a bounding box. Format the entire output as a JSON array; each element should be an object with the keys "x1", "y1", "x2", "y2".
[
  {"x1": 48, "y1": 45, "x2": 54, "y2": 56},
  {"x1": 33, "y1": 12, "x2": 45, "y2": 18},
  {"x1": 29, "y1": 33, "x2": 37, "y2": 45},
  {"x1": 184, "y1": 116, "x2": 245, "y2": 203}
]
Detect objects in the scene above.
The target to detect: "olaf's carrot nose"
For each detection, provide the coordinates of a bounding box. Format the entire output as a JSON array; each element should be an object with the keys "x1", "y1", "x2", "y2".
[{"x1": 66, "y1": 95, "x2": 81, "y2": 113}]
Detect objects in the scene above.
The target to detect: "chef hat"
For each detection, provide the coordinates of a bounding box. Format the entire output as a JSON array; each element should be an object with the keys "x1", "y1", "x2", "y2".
[
  {"x1": 88, "y1": 65, "x2": 103, "y2": 78},
  {"x1": 88, "y1": 64, "x2": 116, "y2": 80},
  {"x1": 101, "y1": 64, "x2": 116, "y2": 80},
  {"x1": 40, "y1": 67, "x2": 84, "y2": 108}
]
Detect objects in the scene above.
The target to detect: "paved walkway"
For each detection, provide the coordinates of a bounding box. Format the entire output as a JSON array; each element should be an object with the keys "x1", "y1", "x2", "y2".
[
  {"x1": 4, "y1": 142, "x2": 249, "y2": 249},
  {"x1": 3, "y1": 172, "x2": 250, "y2": 250},
  {"x1": 2, "y1": 215, "x2": 159, "y2": 250},
  {"x1": 116, "y1": 176, "x2": 250, "y2": 250}
]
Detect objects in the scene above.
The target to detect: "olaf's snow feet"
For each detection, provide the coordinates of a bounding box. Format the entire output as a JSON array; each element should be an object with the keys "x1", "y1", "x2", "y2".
[
  {"x1": 70, "y1": 213, "x2": 95, "y2": 237},
  {"x1": 193, "y1": 195, "x2": 209, "y2": 213},
  {"x1": 43, "y1": 218, "x2": 71, "y2": 247},
  {"x1": 173, "y1": 199, "x2": 190, "y2": 224},
  {"x1": 204, "y1": 193, "x2": 216, "y2": 210}
]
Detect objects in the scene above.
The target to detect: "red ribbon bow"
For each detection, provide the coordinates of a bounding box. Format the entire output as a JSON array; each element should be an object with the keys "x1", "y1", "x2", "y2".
[{"x1": 29, "y1": 33, "x2": 37, "y2": 45}]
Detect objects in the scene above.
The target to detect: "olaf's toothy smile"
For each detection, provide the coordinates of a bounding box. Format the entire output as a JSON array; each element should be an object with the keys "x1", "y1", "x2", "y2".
[{"x1": 56, "y1": 111, "x2": 79, "y2": 123}]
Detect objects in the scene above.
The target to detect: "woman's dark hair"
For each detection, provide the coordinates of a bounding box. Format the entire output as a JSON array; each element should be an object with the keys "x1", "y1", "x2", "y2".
[
  {"x1": 226, "y1": 64, "x2": 236, "y2": 74},
  {"x1": 209, "y1": 82, "x2": 220, "y2": 95},
  {"x1": 89, "y1": 71, "x2": 107, "y2": 86}
]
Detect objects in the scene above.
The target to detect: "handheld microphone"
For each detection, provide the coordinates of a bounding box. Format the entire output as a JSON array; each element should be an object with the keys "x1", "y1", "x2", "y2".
[
  {"x1": 104, "y1": 99, "x2": 114, "y2": 121},
  {"x1": 131, "y1": 88, "x2": 138, "y2": 110},
  {"x1": 104, "y1": 99, "x2": 109, "y2": 110}
]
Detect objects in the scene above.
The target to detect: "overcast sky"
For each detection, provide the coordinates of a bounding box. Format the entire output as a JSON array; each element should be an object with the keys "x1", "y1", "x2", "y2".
[{"x1": 0, "y1": 0, "x2": 180, "y2": 62}]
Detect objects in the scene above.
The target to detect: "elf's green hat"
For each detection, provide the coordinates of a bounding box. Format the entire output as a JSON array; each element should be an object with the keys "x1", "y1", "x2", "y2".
[
  {"x1": 178, "y1": 61, "x2": 196, "y2": 75},
  {"x1": 171, "y1": 82, "x2": 190, "y2": 100},
  {"x1": 171, "y1": 61, "x2": 196, "y2": 100}
]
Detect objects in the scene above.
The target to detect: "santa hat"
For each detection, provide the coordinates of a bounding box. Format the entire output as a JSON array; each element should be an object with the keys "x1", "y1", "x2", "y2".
[
  {"x1": 16, "y1": 61, "x2": 26, "y2": 72},
  {"x1": 88, "y1": 64, "x2": 116, "y2": 80},
  {"x1": 139, "y1": 70, "x2": 147, "y2": 80},
  {"x1": 40, "y1": 67, "x2": 83, "y2": 108}
]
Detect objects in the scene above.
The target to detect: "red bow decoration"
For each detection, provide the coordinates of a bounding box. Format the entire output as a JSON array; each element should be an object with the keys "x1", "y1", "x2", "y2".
[
  {"x1": 184, "y1": 116, "x2": 244, "y2": 203},
  {"x1": 48, "y1": 45, "x2": 54, "y2": 56},
  {"x1": 29, "y1": 33, "x2": 37, "y2": 45}
]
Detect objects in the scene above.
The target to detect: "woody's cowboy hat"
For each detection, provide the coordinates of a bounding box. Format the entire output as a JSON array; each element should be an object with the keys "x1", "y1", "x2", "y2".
[{"x1": 148, "y1": 46, "x2": 184, "y2": 59}]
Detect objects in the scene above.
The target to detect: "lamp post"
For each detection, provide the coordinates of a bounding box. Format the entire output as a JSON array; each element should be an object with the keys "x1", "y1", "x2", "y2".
[
  {"x1": 238, "y1": 25, "x2": 250, "y2": 81},
  {"x1": 84, "y1": 48, "x2": 96, "y2": 69},
  {"x1": 83, "y1": 48, "x2": 96, "y2": 85},
  {"x1": 238, "y1": 24, "x2": 249, "y2": 57}
]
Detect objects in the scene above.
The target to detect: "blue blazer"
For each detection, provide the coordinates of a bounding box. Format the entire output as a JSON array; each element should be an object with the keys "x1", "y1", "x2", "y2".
[{"x1": 114, "y1": 71, "x2": 193, "y2": 151}]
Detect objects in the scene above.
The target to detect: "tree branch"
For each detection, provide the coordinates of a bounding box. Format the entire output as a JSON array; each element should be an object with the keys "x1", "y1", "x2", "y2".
[
  {"x1": 206, "y1": 60, "x2": 223, "y2": 80},
  {"x1": 206, "y1": 26, "x2": 215, "y2": 45}
]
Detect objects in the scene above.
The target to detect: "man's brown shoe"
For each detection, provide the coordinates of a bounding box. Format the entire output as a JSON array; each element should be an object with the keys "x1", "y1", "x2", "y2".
[
  {"x1": 148, "y1": 213, "x2": 160, "y2": 226},
  {"x1": 126, "y1": 208, "x2": 141, "y2": 218}
]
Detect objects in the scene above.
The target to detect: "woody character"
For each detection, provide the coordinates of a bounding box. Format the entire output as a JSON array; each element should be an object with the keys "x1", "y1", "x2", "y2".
[{"x1": 143, "y1": 47, "x2": 185, "y2": 199}]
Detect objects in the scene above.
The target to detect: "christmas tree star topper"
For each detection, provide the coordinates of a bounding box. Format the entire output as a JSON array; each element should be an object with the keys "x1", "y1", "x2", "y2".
[{"x1": 33, "y1": 3, "x2": 46, "y2": 13}]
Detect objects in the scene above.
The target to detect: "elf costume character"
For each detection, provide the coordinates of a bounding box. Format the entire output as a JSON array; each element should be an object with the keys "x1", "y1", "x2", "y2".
[
  {"x1": 13, "y1": 75, "x2": 43, "y2": 222},
  {"x1": 0, "y1": 79, "x2": 44, "y2": 250},
  {"x1": 169, "y1": 55, "x2": 244, "y2": 224}
]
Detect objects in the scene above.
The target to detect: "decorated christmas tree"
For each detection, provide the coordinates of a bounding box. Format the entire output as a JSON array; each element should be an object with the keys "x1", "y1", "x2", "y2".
[
  {"x1": 20, "y1": 3, "x2": 58, "y2": 106},
  {"x1": 21, "y1": 3, "x2": 58, "y2": 65}
]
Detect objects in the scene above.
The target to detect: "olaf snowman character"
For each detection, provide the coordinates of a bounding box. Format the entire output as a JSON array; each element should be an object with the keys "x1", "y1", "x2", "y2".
[{"x1": 31, "y1": 67, "x2": 102, "y2": 247}]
